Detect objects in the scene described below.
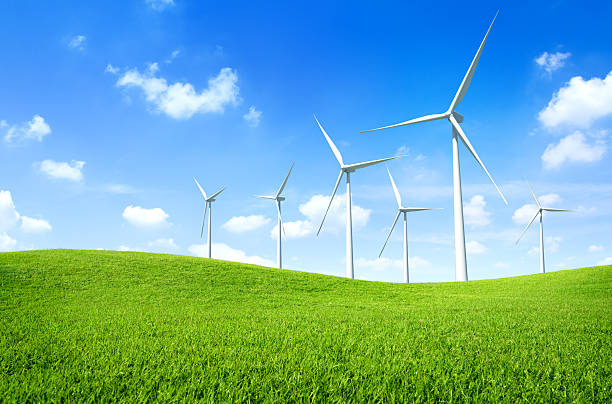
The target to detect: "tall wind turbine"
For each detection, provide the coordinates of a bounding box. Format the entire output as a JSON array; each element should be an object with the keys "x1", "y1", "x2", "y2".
[
  {"x1": 194, "y1": 177, "x2": 225, "y2": 259},
  {"x1": 516, "y1": 181, "x2": 570, "y2": 274},
  {"x1": 315, "y1": 115, "x2": 399, "y2": 279},
  {"x1": 379, "y1": 167, "x2": 438, "y2": 283},
  {"x1": 361, "y1": 12, "x2": 507, "y2": 282},
  {"x1": 256, "y1": 163, "x2": 294, "y2": 269}
]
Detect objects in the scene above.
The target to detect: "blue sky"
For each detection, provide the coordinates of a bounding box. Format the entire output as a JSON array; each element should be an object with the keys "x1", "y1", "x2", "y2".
[{"x1": 1, "y1": 0, "x2": 611, "y2": 282}]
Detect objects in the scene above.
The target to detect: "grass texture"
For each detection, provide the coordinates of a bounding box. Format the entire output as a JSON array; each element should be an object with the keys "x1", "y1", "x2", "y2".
[{"x1": 1, "y1": 249, "x2": 611, "y2": 402}]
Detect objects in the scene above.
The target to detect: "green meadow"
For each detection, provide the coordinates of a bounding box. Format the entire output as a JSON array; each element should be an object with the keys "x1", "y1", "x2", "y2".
[{"x1": 1, "y1": 249, "x2": 610, "y2": 402}]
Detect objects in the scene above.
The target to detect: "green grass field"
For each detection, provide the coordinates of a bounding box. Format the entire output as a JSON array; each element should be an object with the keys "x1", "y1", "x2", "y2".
[{"x1": 1, "y1": 250, "x2": 610, "y2": 402}]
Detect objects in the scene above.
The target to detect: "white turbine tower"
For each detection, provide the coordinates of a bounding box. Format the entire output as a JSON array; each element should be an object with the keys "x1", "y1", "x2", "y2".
[
  {"x1": 194, "y1": 177, "x2": 226, "y2": 259},
  {"x1": 315, "y1": 115, "x2": 399, "y2": 279},
  {"x1": 256, "y1": 163, "x2": 294, "y2": 269},
  {"x1": 516, "y1": 181, "x2": 570, "y2": 274},
  {"x1": 379, "y1": 167, "x2": 438, "y2": 283},
  {"x1": 361, "y1": 13, "x2": 507, "y2": 282}
]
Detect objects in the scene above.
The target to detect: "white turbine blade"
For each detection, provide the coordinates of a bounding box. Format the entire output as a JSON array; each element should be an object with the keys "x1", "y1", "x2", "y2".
[
  {"x1": 449, "y1": 115, "x2": 507, "y2": 205},
  {"x1": 403, "y1": 207, "x2": 440, "y2": 212},
  {"x1": 317, "y1": 170, "x2": 344, "y2": 236},
  {"x1": 387, "y1": 166, "x2": 402, "y2": 208},
  {"x1": 314, "y1": 115, "x2": 343, "y2": 166},
  {"x1": 276, "y1": 162, "x2": 294, "y2": 198},
  {"x1": 360, "y1": 113, "x2": 447, "y2": 133},
  {"x1": 207, "y1": 186, "x2": 226, "y2": 201},
  {"x1": 276, "y1": 201, "x2": 287, "y2": 239},
  {"x1": 542, "y1": 208, "x2": 571, "y2": 212},
  {"x1": 526, "y1": 180, "x2": 541, "y2": 208},
  {"x1": 346, "y1": 155, "x2": 400, "y2": 171},
  {"x1": 450, "y1": 11, "x2": 498, "y2": 111},
  {"x1": 200, "y1": 202, "x2": 207, "y2": 238},
  {"x1": 516, "y1": 209, "x2": 540, "y2": 244},
  {"x1": 379, "y1": 211, "x2": 402, "y2": 257},
  {"x1": 193, "y1": 176, "x2": 207, "y2": 199},
  {"x1": 256, "y1": 195, "x2": 277, "y2": 200}
]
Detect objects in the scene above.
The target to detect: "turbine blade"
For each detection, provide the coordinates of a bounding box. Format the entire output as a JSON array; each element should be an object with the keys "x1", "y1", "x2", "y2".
[
  {"x1": 450, "y1": 11, "x2": 498, "y2": 110},
  {"x1": 542, "y1": 208, "x2": 571, "y2": 212},
  {"x1": 379, "y1": 211, "x2": 402, "y2": 257},
  {"x1": 360, "y1": 113, "x2": 447, "y2": 133},
  {"x1": 200, "y1": 202, "x2": 207, "y2": 238},
  {"x1": 314, "y1": 115, "x2": 343, "y2": 166},
  {"x1": 402, "y1": 207, "x2": 440, "y2": 212},
  {"x1": 526, "y1": 180, "x2": 541, "y2": 208},
  {"x1": 516, "y1": 209, "x2": 540, "y2": 244},
  {"x1": 387, "y1": 166, "x2": 402, "y2": 208},
  {"x1": 346, "y1": 156, "x2": 400, "y2": 171},
  {"x1": 255, "y1": 195, "x2": 277, "y2": 199},
  {"x1": 194, "y1": 176, "x2": 207, "y2": 199},
  {"x1": 449, "y1": 116, "x2": 507, "y2": 204},
  {"x1": 208, "y1": 186, "x2": 226, "y2": 201},
  {"x1": 276, "y1": 201, "x2": 286, "y2": 240},
  {"x1": 276, "y1": 162, "x2": 294, "y2": 198},
  {"x1": 317, "y1": 170, "x2": 344, "y2": 236}
]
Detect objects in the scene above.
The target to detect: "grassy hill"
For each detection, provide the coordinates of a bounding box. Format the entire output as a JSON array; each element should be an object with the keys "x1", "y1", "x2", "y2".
[{"x1": 1, "y1": 250, "x2": 610, "y2": 402}]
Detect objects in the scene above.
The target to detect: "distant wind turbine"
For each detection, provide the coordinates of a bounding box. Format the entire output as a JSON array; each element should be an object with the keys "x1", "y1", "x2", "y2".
[
  {"x1": 379, "y1": 167, "x2": 438, "y2": 283},
  {"x1": 315, "y1": 115, "x2": 400, "y2": 279},
  {"x1": 361, "y1": 12, "x2": 507, "y2": 282},
  {"x1": 256, "y1": 163, "x2": 294, "y2": 269},
  {"x1": 194, "y1": 177, "x2": 226, "y2": 259},
  {"x1": 516, "y1": 181, "x2": 570, "y2": 274}
]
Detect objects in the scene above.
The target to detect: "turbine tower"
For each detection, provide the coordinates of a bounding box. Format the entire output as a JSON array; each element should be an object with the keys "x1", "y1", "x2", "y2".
[
  {"x1": 516, "y1": 181, "x2": 570, "y2": 274},
  {"x1": 361, "y1": 13, "x2": 507, "y2": 282},
  {"x1": 315, "y1": 115, "x2": 399, "y2": 279},
  {"x1": 194, "y1": 177, "x2": 225, "y2": 259},
  {"x1": 256, "y1": 163, "x2": 294, "y2": 269},
  {"x1": 379, "y1": 167, "x2": 438, "y2": 283}
]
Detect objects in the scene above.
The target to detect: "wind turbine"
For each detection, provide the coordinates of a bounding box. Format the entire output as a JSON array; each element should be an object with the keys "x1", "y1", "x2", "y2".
[
  {"x1": 516, "y1": 181, "x2": 570, "y2": 274},
  {"x1": 315, "y1": 115, "x2": 399, "y2": 279},
  {"x1": 194, "y1": 177, "x2": 226, "y2": 259},
  {"x1": 361, "y1": 12, "x2": 507, "y2": 282},
  {"x1": 379, "y1": 167, "x2": 438, "y2": 283},
  {"x1": 256, "y1": 163, "x2": 294, "y2": 269}
]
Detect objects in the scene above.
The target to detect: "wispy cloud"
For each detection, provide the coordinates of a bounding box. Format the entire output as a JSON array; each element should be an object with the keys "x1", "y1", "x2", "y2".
[
  {"x1": 535, "y1": 51, "x2": 570, "y2": 74},
  {"x1": 4, "y1": 115, "x2": 51, "y2": 143}
]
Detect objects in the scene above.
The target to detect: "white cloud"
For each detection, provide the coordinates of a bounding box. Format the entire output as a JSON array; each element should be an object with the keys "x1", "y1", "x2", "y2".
[
  {"x1": 298, "y1": 194, "x2": 371, "y2": 234},
  {"x1": 117, "y1": 245, "x2": 132, "y2": 251},
  {"x1": 270, "y1": 220, "x2": 314, "y2": 240},
  {"x1": 529, "y1": 236, "x2": 561, "y2": 256},
  {"x1": 542, "y1": 131, "x2": 606, "y2": 169},
  {"x1": 513, "y1": 194, "x2": 562, "y2": 225},
  {"x1": 355, "y1": 256, "x2": 431, "y2": 272},
  {"x1": 146, "y1": 0, "x2": 174, "y2": 10},
  {"x1": 588, "y1": 245, "x2": 604, "y2": 253},
  {"x1": 122, "y1": 205, "x2": 170, "y2": 228},
  {"x1": 0, "y1": 232, "x2": 17, "y2": 252},
  {"x1": 38, "y1": 160, "x2": 85, "y2": 181},
  {"x1": 20, "y1": 216, "x2": 52, "y2": 234},
  {"x1": 4, "y1": 115, "x2": 51, "y2": 143},
  {"x1": 165, "y1": 49, "x2": 180, "y2": 64},
  {"x1": 222, "y1": 215, "x2": 270, "y2": 233},
  {"x1": 538, "y1": 71, "x2": 612, "y2": 128},
  {"x1": 466, "y1": 240, "x2": 487, "y2": 255},
  {"x1": 68, "y1": 35, "x2": 86, "y2": 50},
  {"x1": 147, "y1": 237, "x2": 178, "y2": 251},
  {"x1": 534, "y1": 51, "x2": 570, "y2": 74},
  {"x1": 105, "y1": 64, "x2": 119, "y2": 74},
  {"x1": 0, "y1": 191, "x2": 20, "y2": 232},
  {"x1": 188, "y1": 242, "x2": 274, "y2": 267},
  {"x1": 463, "y1": 195, "x2": 491, "y2": 227},
  {"x1": 598, "y1": 257, "x2": 612, "y2": 266},
  {"x1": 396, "y1": 145, "x2": 409, "y2": 155},
  {"x1": 243, "y1": 106, "x2": 262, "y2": 127},
  {"x1": 116, "y1": 65, "x2": 239, "y2": 119},
  {"x1": 494, "y1": 261, "x2": 509, "y2": 269},
  {"x1": 104, "y1": 184, "x2": 138, "y2": 194}
]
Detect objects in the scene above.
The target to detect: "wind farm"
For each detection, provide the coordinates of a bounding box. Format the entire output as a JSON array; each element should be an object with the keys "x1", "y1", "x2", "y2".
[{"x1": 1, "y1": 1, "x2": 611, "y2": 402}]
